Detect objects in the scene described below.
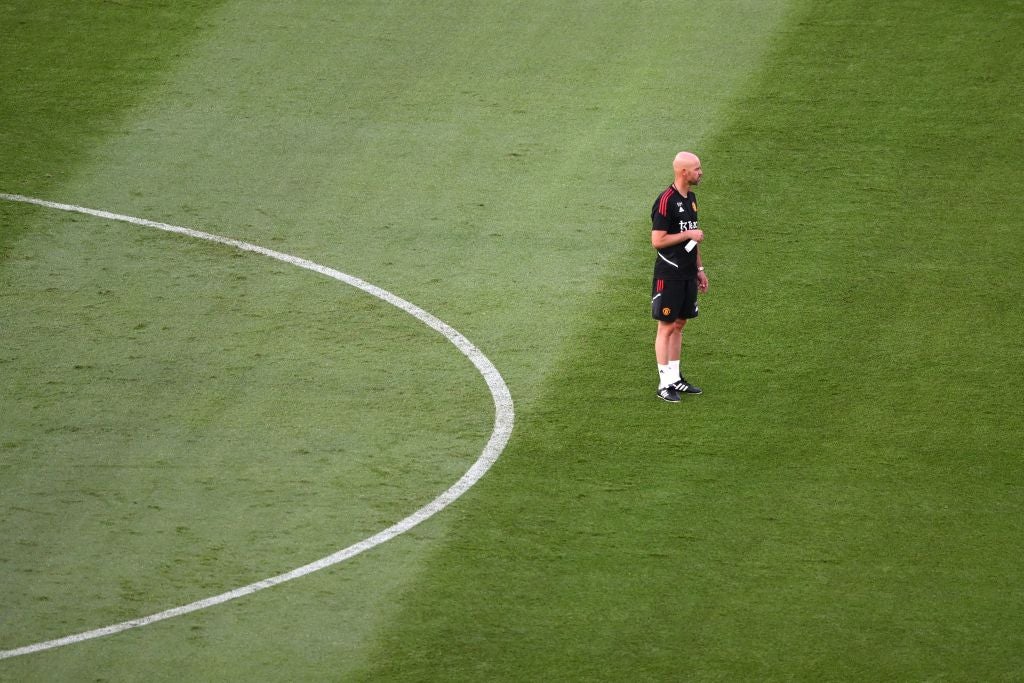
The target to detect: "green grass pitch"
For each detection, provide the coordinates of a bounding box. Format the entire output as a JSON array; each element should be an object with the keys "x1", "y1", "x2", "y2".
[{"x1": 2, "y1": 0, "x2": 1022, "y2": 680}]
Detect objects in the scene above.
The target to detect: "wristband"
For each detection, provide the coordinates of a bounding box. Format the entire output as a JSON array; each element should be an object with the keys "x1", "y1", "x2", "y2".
[{"x1": 697, "y1": 266, "x2": 705, "y2": 272}]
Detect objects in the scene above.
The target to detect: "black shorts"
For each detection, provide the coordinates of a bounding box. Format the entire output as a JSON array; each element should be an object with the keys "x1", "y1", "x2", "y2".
[{"x1": 651, "y1": 277, "x2": 699, "y2": 321}]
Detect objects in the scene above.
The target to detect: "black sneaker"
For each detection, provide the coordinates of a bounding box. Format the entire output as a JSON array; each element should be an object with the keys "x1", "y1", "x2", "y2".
[
  {"x1": 671, "y1": 377, "x2": 702, "y2": 395},
  {"x1": 656, "y1": 386, "x2": 681, "y2": 403}
]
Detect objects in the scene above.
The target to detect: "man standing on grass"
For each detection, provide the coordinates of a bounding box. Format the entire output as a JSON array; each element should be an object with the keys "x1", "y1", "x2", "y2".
[{"x1": 650, "y1": 151, "x2": 708, "y2": 402}]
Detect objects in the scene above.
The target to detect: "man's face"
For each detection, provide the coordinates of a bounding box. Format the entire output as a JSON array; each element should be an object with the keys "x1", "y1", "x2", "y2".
[{"x1": 688, "y1": 161, "x2": 703, "y2": 185}]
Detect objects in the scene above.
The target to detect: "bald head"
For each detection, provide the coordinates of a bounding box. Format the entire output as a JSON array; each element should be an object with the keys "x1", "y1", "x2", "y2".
[
  {"x1": 672, "y1": 151, "x2": 703, "y2": 191},
  {"x1": 673, "y1": 151, "x2": 700, "y2": 173}
]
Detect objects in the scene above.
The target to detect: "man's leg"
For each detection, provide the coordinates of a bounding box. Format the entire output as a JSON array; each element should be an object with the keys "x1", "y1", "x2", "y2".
[
  {"x1": 668, "y1": 316, "x2": 701, "y2": 395},
  {"x1": 655, "y1": 319, "x2": 685, "y2": 397},
  {"x1": 656, "y1": 320, "x2": 685, "y2": 366},
  {"x1": 666, "y1": 318, "x2": 685, "y2": 385},
  {"x1": 668, "y1": 318, "x2": 685, "y2": 363}
]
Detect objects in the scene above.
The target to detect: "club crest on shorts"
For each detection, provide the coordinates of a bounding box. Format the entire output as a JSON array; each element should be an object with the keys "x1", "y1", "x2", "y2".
[{"x1": 662, "y1": 307, "x2": 671, "y2": 316}]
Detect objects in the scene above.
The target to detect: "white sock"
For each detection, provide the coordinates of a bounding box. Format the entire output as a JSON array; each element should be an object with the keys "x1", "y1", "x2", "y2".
[
  {"x1": 658, "y1": 364, "x2": 673, "y2": 389},
  {"x1": 668, "y1": 360, "x2": 681, "y2": 383}
]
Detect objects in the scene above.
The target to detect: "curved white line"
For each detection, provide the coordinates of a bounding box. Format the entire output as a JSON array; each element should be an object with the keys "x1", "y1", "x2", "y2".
[{"x1": 0, "y1": 193, "x2": 515, "y2": 660}]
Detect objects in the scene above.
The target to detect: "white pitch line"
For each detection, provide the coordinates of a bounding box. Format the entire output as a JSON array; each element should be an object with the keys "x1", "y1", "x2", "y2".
[{"x1": 0, "y1": 193, "x2": 515, "y2": 660}]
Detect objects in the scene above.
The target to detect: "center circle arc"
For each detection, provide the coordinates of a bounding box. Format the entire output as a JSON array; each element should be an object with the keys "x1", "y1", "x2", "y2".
[{"x1": 0, "y1": 192, "x2": 515, "y2": 660}]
